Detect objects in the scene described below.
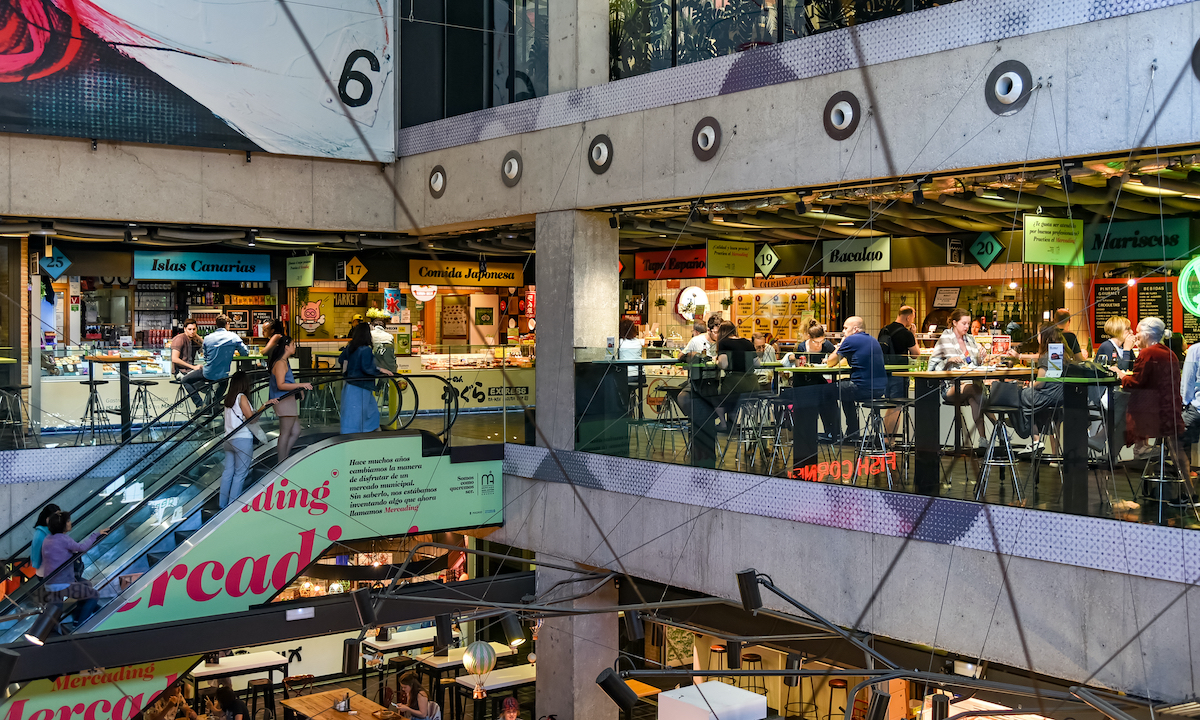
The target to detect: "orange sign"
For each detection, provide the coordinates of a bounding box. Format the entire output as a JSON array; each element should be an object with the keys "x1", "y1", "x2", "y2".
[
  {"x1": 635, "y1": 248, "x2": 707, "y2": 280},
  {"x1": 790, "y1": 453, "x2": 897, "y2": 482}
]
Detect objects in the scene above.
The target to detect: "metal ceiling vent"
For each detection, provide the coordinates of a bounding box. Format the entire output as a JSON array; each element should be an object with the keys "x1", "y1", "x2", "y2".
[
  {"x1": 692, "y1": 117, "x2": 722, "y2": 161},
  {"x1": 985, "y1": 60, "x2": 1033, "y2": 115},
  {"x1": 501, "y1": 151, "x2": 522, "y2": 187},
  {"x1": 429, "y1": 165, "x2": 446, "y2": 198},
  {"x1": 823, "y1": 92, "x2": 860, "y2": 141},
  {"x1": 588, "y1": 134, "x2": 613, "y2": 174}
]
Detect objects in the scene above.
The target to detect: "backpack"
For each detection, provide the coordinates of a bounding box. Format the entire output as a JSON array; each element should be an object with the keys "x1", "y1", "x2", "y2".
[
  {"x1": 877, "y1": 325, "x2": 895, "y2": 358},
  {"x1": 372, "y1": 340, "x2": 398, "y2": 373}
]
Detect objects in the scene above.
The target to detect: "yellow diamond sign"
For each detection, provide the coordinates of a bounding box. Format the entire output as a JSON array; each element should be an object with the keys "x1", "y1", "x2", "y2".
[{"x1": 345, "y1": 255, "x2": 368, "y2": 285}]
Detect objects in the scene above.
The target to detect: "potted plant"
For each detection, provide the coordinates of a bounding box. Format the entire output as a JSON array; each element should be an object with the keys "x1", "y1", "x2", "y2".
[
  {"x1": 720, "y1": 295, "x2": 734, "y2": 309},
  {"x1": 654, "y1": 296, "x2": 667, "y2": 308}
]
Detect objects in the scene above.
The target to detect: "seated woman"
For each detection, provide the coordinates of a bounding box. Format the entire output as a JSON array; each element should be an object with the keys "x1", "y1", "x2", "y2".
[
  {"x1": 714, "y1": 321, "x2": 759, "y2": 432},
  {"x1": 928, "y1": 308, "x2": 989, "y2": 447},
  {"x1": 1117, "y1": 317, "x2": 1189, "y2": 473},
  {"x1": 1095, "y1": 315, "x2": 1135, "y2": 370}
]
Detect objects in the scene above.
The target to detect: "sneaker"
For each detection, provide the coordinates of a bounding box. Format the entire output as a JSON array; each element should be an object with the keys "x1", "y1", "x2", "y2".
[{"x1": 1134, "y1": 445, "x2": 1160, "y2": 460}]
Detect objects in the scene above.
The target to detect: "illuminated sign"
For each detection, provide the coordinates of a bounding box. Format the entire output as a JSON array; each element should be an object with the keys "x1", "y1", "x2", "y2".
[
  {"x1": 1180, "y1": 256, "x2": 1200, "y2": 317},
  {"x1": 789, "y1": 453, "x2": 897, "y2": 482}
]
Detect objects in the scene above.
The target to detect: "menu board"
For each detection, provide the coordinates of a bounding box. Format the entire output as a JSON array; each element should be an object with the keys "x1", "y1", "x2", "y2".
[
  {"x1": 1092, "y1": 283, "x2": 1128, "y2": 345},
  {"x1": 736, "y1": 294, "x2": 755, "y2": 319},
  {"x1": 1137, "y1": 282, "x2": 1173, "y2": 328},
  {"x1": 732, "y1": 289, "x2": 818, "y2": 340},
  {"x1": 1182, "y1": 312, "x2": 1200, "y2": 347}
]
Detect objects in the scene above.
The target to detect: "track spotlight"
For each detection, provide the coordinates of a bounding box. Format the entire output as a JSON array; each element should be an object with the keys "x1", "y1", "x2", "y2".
[
  {"x1": 609, "y1": 213, "x2": 620, "y2": 229},
  {"x1": 623, "y1": 611, "x2": 644, "y2": 642},
  {"x1": 795, "y1": 200, "x2": 809, "y2": 214},
  {"x1": 912, "y1": 188, "x2": 925, "y2": 206},
  {"x1": 930, "y1": 694, "x2": 949, "y2": 720},
  {"x1": 342, "y1": 638, "x2": 360, "y2": 675},
  {"x1": 727, "y1": 640, "x2": 743, "y2": 669},
  {"x1": 123, "y1": 229, "x2": 133, "y2": 243},
  {"x1": 0, "y1": 647, "x2": 17, "y2": 689},
  {"x1": 736, "y1": 568, "x2": 763, "y2": 613},
  {"x1": 434, "y1": 614, "x2": 454, "y2": 656},
  {"x1": 501, "y1": 612, "x2": 526, "y2": 647},
  {"x1": 247, "y1": 230, "x2": 257, "y2": 248},
  {"x1": 25, "y1": 604, "x2": 62, "y2": 646},
  {"x1": 783, "y1": 653, "x2": 802, "y2": 687},
  {"x1": 596, "y1": 667, "x2": 637, "y2": 713},
  {"x1": 867, "y1": 689, "x2": 891, "y2": 720},
  {"x1": 479, "y1": 254, "x2": 487, "y2": 275},
  {"x1": 351, "y1": 588, "x2": 377, "y2": 628}
]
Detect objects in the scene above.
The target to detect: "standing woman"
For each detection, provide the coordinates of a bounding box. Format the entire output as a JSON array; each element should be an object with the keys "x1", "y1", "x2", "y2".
[
  {"x1": 1118, "y1": 317, "x2": 1189, "y2": 472},
  {"x1": 220, "y1": 371, "x2": 276, "y2": 508},
  {"x1": 30, "y1": 503, "x2": 60, "y2": 578},
  {"x1": 41, "y1": 511, "x2": 109, "y2": 625},
  {"x1": 339, "y1": 323, "x2": 394, "y2": 434},
  {"x1": 928, "y1": 308, "x2": 988, "y2": 445},
  {"x1": 267, "y1": 337, "x2": 313, "y2": 462}
]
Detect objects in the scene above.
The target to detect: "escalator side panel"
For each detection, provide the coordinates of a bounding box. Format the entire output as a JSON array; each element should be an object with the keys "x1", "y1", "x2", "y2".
[{"x1": 87, "y1": 433, "x2": 503, "y2": 631}]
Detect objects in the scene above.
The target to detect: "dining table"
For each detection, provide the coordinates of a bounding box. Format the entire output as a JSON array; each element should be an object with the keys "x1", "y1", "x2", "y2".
[
  {"x1": 453, "y1": 663, "x2": 535, "y2": 720},
  {"x1": 893, "y1": 366, "x2": 1033, "y2": 495},
  {"x1": 189, "y1": 651, "x2": 290, "y2": 712},
  {"x1": 281, "y1": 689, "x2": 383, "y2": 720},
  {"x1": 418, "y1": 641, "x2": 516, "y2": 713},
  {"x1": 359, "y1": 626, "x2": 461, "y2": 696}
]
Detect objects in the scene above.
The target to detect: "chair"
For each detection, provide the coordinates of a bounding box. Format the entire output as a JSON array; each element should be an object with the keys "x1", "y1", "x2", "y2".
[
  {"x1": 282, "y1": 675, "x2": 314, "y2": 697},
  {"x1": 850, "y1": 399, "x2": 896, "y2": 489},
  {"x1": 975, "y1": 405, "x2": 1023, "y2": 502},
  {"x1": 247, "y1": 677, "x2": 276, "y2": 720},
  {"x1": 1139, "y1": 442, "x2": 1200, "y2": 525},
  {"x1": 76, "y1": 380, "x2": 115, "y2": 446}
]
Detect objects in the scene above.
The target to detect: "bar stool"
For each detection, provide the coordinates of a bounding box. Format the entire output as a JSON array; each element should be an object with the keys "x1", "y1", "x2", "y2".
[
  {"x1": 0, "y1": 385, "x2": 38, "y2": 449},
  {"x1": 76, "y1": 380, "x2": 115, "y2": 446},
  {"x1": 131, "y1": 380, "x2": 160, "y2": 425},
  {"x1": 825, "y1": 678, "x2": 849, "y2": 720},
  {"x1": 784, "y1": 677, "x2": 819, "y2": 720},
  {"x1": 247, "y1": 677, "x2": 276, "y2": 720},
  {"x1": 975, "y1": 405, "x2": 1023, "y2": 502},
  {"x1": 850, "y1": 399, "x2": 896, "y2": 489},
  {"x1": 768, "y1": 397, "x2": 795, "y2": 476},
  {"x1": 708, "y1": 645, "x2": 733, "y2": 685},
  {"x1": 739, "y1": 652, "x2": 766, "y2": 695},
  {"x1": 648, "y1": 385, "x2": 690, "y2": 454},
  {"x1": 1141, "y1": 442, "x2": 1192, "y2": 525},
  {"x1": 719, "y1": 394, "x2": 772, "y2": 470}
]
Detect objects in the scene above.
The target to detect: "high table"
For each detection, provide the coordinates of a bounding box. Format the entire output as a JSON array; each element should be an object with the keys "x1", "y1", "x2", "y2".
[
  {"x1": 1042, "y1": 375, "x2": 1118, "y2": 514},
  {"x1": 418, "y1": 641, "x2": 516, "y2": 713},
  {"x1": 83, "y1": 355, "x2": 139, "y2": 442},
  {"x1": 189, "y1": 651, "x2": 289, "y2": 712},
  {"x1": 894, "y1": 367, "x2": 1033, "y2": 495},
  {"x1": 453, "y1": 663, "x2": 535, "y2": 720},
  {"x1": 281, "y1": 689, "x2": 383, "y2": 720},
  {"x1": 360, "y1": 626, "x2": 460, "y2": 696},
  {"x1": 775, "y1": 366, "x2": 852, "y2": 472}
]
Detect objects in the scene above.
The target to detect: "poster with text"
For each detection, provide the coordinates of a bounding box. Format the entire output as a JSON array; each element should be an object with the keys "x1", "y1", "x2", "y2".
[
  {"x1": 0, "y1": 1, "x2": 394, "y2": 160},
  {"x1": 90, "y1": 434, "x2": 502, "y2": 629},
  {"x1": 2, "y1": 657, "x2": 199, "y2": 720}
]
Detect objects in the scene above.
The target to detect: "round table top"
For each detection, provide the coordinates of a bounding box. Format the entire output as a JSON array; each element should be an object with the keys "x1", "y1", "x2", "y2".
[{"x1": 83, "y1": 355, "x2": 140, "y2": 363}]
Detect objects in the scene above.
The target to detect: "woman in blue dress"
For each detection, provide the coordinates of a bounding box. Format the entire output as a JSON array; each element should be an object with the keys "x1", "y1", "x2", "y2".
[
  {"x1": 339, "y1": 323, "x2": 394, "y2": 434},
  {"x1": 268, "y1": 336, "x2": 313, "y2": 462}
]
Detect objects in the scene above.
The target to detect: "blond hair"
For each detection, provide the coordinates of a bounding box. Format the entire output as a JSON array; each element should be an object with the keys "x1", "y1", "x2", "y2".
[{"x1": 1103, "y1": 315, "x2": 1130, "y2": 340}]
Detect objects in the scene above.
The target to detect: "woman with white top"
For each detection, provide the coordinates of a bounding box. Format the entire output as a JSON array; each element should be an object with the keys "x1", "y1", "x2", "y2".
[
  {"x1": 928, "y1": 308, "x2": 989, "y2": 445},
  {"x1": 618, "y1": 317, "x2": 644, "y2": 378},
  {"x1": 220, "y1": 371, "x2": 276, "y2": 508}
]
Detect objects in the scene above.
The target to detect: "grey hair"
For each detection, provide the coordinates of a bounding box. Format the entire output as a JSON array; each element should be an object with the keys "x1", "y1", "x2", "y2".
[
  {"x1": 693, "y1": 322, "x2": 707, "y2": 335},
  {"x1": 1138, "y1": 316, "x2": 1166, "y2": 343}
]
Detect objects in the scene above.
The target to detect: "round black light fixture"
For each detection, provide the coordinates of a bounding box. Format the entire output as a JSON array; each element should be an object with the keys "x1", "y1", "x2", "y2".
[
  {"x1": 985, "y1": 60, "x2": 1033, "y2": 115},
  {"x1": 823, "y1": 91, "x2": 860, "y2": 141},
  {"x1": 429, "y1": 165, "x2": 447, "y2": 198},
  {"x1": 501, "y1": 150, "x2": 522, "y2": 187},
  {"x1": 692, "y1": 117, "x2": 722, "y2": 161},
  {"x1": 588, "y1": 134, "x2": 613, "y2": 174}
]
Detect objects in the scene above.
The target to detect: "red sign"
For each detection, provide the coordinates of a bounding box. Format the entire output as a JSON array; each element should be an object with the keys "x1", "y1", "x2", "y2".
[
  {"x1": 635, "y1": 248, "x2": 708, "y2": 280},
  {"x1": 790, "y1": 453, "x2": 897, "y2": 482}
]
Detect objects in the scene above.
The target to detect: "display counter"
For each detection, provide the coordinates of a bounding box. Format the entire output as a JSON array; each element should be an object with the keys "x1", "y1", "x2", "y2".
[{"x1": 396, "y1": 344, "x2": 535, "y2": 414}]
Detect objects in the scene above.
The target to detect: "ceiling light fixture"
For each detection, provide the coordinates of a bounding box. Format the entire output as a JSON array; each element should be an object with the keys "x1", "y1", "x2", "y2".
[
  {"x1": 501, "y1": 612, "x2": 526, "y2": 647},
  {"x1": 596, "y1": 668, "x2": 638, "y2": 713},
  {"x1": 25, "y1": 604, "x2": 62, "y2": 645}
]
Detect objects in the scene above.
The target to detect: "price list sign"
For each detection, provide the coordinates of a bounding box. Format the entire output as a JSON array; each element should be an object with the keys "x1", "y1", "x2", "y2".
[
  {"x1": 1136, "y1": 282, "x2": 1173, "y2": 329},
  {"x1": 1091, "y1": 283, "x2": 1128, "y2": 345}
]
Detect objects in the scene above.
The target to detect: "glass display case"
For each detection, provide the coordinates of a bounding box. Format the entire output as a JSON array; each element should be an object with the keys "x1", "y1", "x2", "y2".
[{"x1": 41, "y1": 346, "x2": 172, "y2": 379}]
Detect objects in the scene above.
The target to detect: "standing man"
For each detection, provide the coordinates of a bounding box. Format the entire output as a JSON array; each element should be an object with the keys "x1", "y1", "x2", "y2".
[
  {"x1": 180, "y1": 315, "x2": 249, "y2": 411},
  {"x1": 826, "y1": 316, "x2": 887, "y2": 441},
  {"x1": 878, "y1": 306, "x2": 921, "y2": 435},
  {"x1": 1180, "y1": 341, "x2": 1200, "y2": 467}
]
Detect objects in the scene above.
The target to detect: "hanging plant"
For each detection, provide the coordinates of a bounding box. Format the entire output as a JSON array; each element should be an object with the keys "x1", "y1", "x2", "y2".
[
  {"x1": 720, "y1": 296, "x2": 734, "y2": 308},
  {"x1": 654, "y1": 296, "x2": 668, "y2": 308}
]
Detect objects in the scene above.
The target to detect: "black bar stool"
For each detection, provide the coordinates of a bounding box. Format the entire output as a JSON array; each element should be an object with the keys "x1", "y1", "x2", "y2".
[
  {"x1": 975, "y1": 405, "x2": 1023, "y2": 502},
  {"x1": 130, "y1": 379, "x2": 160, "y2": 425},
  {"x1": 76, "y1": 380, "x2": 114, "y2": 446},
  {"x1": 247, "y1": 677, "x2": 276, "y2": 720},
  {"x1": 851, "y1": 399, "x2": 896, "y2": 488},
  {"x1": 739, "y1": 652, "x2": 766, "y2": 695},
  {"x1": 784, "y1": 676, "x2": 819, "y2": 719},
  {"x1": 0, "y1": 385, "x2": 38, "y2": 448}
]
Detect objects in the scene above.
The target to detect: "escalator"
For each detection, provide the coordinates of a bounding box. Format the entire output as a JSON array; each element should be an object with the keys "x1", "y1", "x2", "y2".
[{"x1": 0, "y1": 374, "x2": 476, "y2": 640}]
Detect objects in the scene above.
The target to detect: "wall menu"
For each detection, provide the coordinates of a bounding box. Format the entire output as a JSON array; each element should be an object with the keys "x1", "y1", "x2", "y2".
[
  {"x1": 1137, "y1": 282, "x2": 1173, "y2": 329},
  {"x1": 1091, "y1": 283, "x2": 1128, "y2": 346}
]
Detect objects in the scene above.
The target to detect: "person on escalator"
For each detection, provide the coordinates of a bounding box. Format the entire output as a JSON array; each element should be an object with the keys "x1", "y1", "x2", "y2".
[
  {"x1": 220, "y1": 372, "x2": 277, "y2": 509},
  {"x1": 339, "y1": 323, "x2": 394, "y2": 434},
  {"x1": 268, "y1": 337, "x2": 313, "y2": 464},
  {"x1": 41, "y1": 511, "x2": 108, "y2": 627},
  {"x1": 30, "y1": 503, "x2": 60, "y2": 578}
]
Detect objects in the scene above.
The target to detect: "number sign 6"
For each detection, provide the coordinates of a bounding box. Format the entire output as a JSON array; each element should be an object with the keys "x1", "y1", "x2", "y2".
[{"x1": 338, "y1": 50, "x2": 380, "y2": 108}]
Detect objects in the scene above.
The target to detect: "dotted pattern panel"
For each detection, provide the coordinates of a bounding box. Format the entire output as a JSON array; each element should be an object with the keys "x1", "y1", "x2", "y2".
[
  {"x1": 397, "y1": 0, "x2": 1185, "y2": 157},
  {"x1": 504, "y1": 444, "x2": 1198, "y2": 584},
  {"x1": 0, "y1": 441, "x2": 205, "y2": 485}
]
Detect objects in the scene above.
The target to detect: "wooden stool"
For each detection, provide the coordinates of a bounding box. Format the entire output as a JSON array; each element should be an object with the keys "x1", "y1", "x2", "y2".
[
  {"x1": 709, "y1": 645, "x2": 733, "y2": 685},
  {"x1": 739, "y1": 652, "x2": 766, "y2": 695}
]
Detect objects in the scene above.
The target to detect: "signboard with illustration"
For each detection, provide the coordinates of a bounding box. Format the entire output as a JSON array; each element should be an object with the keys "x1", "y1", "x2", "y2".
[
  {"x1": 2, "y1": 657, "x2": 199, "y2": 720},
  {"x1": 296, "y1": 300, "x2": 327, "y2": 333},
  {"x1": 90, "y1": 435, "x2": 503, "y2": 630}
]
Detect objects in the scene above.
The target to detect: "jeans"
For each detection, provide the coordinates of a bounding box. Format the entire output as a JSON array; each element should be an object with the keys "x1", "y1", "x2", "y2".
[
  {"x1": 180, "y1": 370, "x2": 230, "y2": 411},
  {"x1": 220, "y1": 437, "x2": 254, "y2": 508},
  {"x1": 1183, "y1": 405, "x2": 1200, "y2": 448},
  {"x1": 341, "y1": 383, "x2": 380, "y2": 434},
  {"x1": 838, "y1": 381, "x2": 884, "y2": 437}
]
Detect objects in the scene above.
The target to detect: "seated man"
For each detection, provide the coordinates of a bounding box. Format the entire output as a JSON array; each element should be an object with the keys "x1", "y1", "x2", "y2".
[
  {"x1": 752, "y1": 332, "x2": 776, "y2": 388},
  {"x1": 180, "y1": 314, "x2": 249, "y2": 411},
  {"x1": 826, "y1": 316, "x2": 887, "y2": 441}
]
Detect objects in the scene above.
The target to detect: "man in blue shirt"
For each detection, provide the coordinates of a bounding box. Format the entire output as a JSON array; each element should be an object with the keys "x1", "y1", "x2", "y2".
[
  {"x1": 826, "y1": 316, "x2": 887, "y2": 441},
  {"x1": 180, "y1": 315, "x2": 250, "y2": 410}
]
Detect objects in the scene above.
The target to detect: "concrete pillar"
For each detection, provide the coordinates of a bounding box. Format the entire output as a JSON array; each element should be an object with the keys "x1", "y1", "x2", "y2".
[
  {"x1": 533, "y1": 555, "x2": 619, "y2": 720},
  {"x1": 535, "y1": 210, "x2": 620, "y2": 450},
  {"x1": 548, "y1": 0, "x2": 609, "y2": 94},
  {"x1": 855, "y1": 272, "x2": 883, "y2": 333}
]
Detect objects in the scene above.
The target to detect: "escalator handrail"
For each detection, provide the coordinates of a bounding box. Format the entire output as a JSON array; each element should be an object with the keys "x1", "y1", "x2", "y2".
[
  {"x1": 0, "y1": 371, "x2": 336, "y2": 584},
  {"x1": 16, "y1": 373, "x2": 441, "y2": 611}
]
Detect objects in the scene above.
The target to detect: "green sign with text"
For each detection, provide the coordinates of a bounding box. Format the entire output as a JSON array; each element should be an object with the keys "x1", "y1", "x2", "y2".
[
  {"x1": 1023, "y1": 215, "x2": 1083, "y2": 266},
  {"x1": 93, "y1": 435, "x2": 502, "y2": 630},
  {"x1": 1082, "y1": 218, "x2": 1192, "y2": 263}
]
